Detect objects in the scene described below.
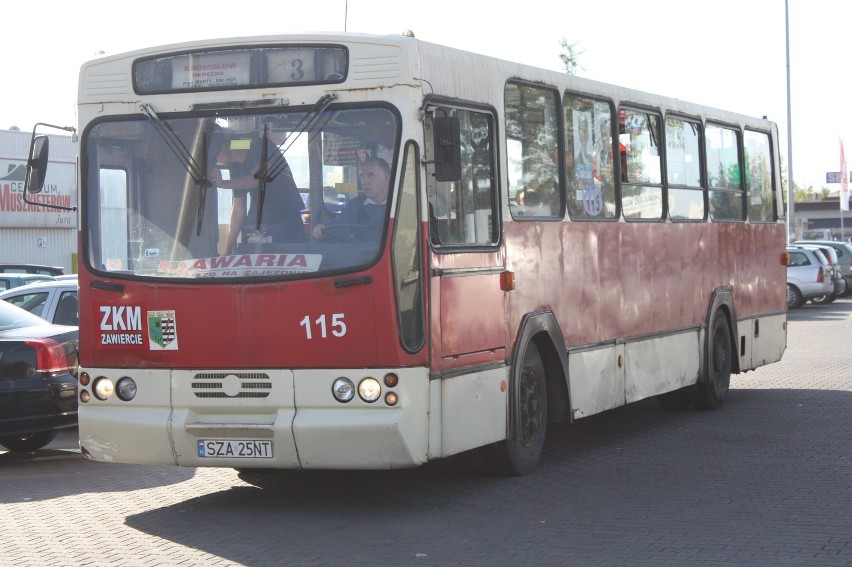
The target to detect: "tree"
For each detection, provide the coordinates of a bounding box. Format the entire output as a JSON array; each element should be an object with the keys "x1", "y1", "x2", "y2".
[
  {"x1": 559, "y1": 38, "x2": 584, "y2": 76},
  {"x1": 793, "y1": 185, "x2": 812, "y2": 202}
]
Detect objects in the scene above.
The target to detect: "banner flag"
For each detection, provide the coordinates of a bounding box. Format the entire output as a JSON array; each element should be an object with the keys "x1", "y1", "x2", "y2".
[{"x1": 841, "y1": 139, "x2": 849, "y2": 212}]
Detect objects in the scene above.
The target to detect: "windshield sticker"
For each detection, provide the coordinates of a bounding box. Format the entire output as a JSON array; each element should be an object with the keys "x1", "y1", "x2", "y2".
[
  {"x1": 158, "y1": 253, "x2": 321, "y2": 278},
  {"x1": 148, "y1": 310, "x2": 179, "y2": 351}
]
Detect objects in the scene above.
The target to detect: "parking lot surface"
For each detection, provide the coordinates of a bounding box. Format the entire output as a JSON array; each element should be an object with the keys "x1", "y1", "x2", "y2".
[{"x1": 1, "y1": 300, "x2": 851, "y2": 566}]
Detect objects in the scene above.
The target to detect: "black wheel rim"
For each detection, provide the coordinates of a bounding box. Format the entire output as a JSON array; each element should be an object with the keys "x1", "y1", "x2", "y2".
[
  {"x1": 712, "y1": 323, "x2": 730, "y2": 394},
  {"x1": 518, "y1": 362, "x2": 542, "y2": 448}
]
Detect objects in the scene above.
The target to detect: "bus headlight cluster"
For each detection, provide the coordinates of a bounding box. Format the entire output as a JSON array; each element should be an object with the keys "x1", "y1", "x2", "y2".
[
  {"x1": 358, "y1": 378, "x2": 381, "y2": 402},
  {"x1": 332, "y1": 378, "x2": 356, "y2": 402},
  {"x1": 79, "y1": 372, "x2": 137, "y2": 403},
  {"x1": 93, "y1": 377, "x2": 115, "y2": 400},
  {"x1": 116, "y1": 377, "x2": 138, "y2": 401},
  {"x1": 332, "y1": 373, "x2": 399, "y2": 405}
]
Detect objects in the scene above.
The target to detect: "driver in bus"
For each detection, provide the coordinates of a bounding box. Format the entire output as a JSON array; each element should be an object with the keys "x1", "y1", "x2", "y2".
[{"x1": 311, "y1": 157, "x2": 390, "y2": 242}]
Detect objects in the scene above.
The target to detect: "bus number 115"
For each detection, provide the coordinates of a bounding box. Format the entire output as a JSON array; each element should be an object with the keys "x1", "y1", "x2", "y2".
[{"x1": 300, "y1": 313, "x2": 347, "y2": 339}]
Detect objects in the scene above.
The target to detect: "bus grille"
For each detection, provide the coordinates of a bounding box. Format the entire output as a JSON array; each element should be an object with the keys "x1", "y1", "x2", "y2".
[{"x1": 191, "y1": 373, "x2": 272, "y2": 398}]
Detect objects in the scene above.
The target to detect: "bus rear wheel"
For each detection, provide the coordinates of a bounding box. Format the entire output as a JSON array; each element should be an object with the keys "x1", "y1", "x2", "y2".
[
  {"x1": 481, "y1": 342, "x2": 547, "y2": 476},
  {"x1": 693, "y1": 311, "x2": 732, "y2": 410}
]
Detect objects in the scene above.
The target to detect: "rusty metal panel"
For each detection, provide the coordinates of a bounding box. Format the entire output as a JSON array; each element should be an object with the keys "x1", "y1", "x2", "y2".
[
  {"x1": 439, "y1": 272, "x2": 505, "y2": 359},
  {"x1": 567, "y1": 343, "x2": 624, "y2": 420}
]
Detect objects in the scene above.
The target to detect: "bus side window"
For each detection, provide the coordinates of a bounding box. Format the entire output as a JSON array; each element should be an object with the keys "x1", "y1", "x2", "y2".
[
  {"x1": 706, "y1": 123, "x2": 745, "y2": 221},
  {"x1": 563, "y1": 94, "x2": 617, "y2": 220},
  {"x1": 505, "y1": 81, "x2": 561, "y2": 220},
  {"x1": 666, "y1": 117, "x2": 705, "y2": 221},
  {"x1": 618, "y1": 107, "x2": 664, "y2": 221}
]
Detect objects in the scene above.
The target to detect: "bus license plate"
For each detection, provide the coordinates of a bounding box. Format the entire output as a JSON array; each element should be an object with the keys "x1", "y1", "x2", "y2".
[{"x1": 198, "y1": 440, "x2": 273, "y2": 458}]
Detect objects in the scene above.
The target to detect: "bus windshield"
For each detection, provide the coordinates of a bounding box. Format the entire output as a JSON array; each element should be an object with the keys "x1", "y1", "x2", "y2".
[{"x1": 85, "y1": 105, "x2": 398, "y2": 280}]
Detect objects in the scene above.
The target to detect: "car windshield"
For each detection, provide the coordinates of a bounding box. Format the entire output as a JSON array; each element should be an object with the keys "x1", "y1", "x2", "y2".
[
  {"x1": 84, "y1": 105, "x2": 398, "y2": 281},
  {"x1": 0, "y1": 299, "x2": 52, "y2": 331}
]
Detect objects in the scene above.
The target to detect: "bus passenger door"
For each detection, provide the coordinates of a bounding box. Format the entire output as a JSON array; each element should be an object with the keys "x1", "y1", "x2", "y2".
[
  {"x1": 424, "y1": 103, "x2": 509, "y2": 458},
  {"x1": 424, "y1": 104, "x2": 506, "y2": 371}
]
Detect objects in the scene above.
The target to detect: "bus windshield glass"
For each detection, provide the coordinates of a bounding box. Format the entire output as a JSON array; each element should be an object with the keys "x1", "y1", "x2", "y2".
[{"x1": 85, "y1": 105, "x2": 397, "y2": 280}]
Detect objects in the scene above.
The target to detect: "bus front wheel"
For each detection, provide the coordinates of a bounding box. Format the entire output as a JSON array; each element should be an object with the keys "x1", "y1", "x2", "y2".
[{"x1": 481, "y1": 342, "x2": 547, "y2": 476}]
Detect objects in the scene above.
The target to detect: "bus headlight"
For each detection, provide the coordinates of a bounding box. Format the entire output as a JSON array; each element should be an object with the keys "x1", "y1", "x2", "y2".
[
  {"x1": 93, "y1": 377, "x2": 115, "y2": 400},
  {"x1": 116, "y1": 377, "x2": 138, "y2": 401},
  {"x1": 332, "y1": 377, "x2": 355, "y2": 403},
  {"x1": 358, "y1": 378, "x2": 381, "y2": 403}
]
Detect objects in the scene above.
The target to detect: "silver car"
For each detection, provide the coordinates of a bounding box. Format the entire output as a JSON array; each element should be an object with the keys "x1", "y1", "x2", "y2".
[
  {"x1": 787, "y1": 246, "x2": 834, "y2": 308},
  {"x1": 794, "y1": 240, "x2": 852, "y2": 297},
  {"x1": 790, "y1": 244, "x2": 845, "y2": 303},
  {"x1": 0, "y1": 278, "x2": 78, "y2": 326}
]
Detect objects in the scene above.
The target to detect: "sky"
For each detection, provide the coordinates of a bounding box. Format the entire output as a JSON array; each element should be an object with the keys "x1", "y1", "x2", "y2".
[{"x1": 3, "y1": 0, "x2": 848, "y2": 191}]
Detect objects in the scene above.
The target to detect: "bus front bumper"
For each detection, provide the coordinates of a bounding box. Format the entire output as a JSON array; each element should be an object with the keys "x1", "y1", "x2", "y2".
[{"x1": 78, "y1": 367, "x2": 431, "y2": 470}]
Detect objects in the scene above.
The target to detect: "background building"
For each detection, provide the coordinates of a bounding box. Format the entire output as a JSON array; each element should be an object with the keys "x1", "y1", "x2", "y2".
[
  {"x1": 793, "y1": 198, "x2": 852, "y2": 242},
  {"x1": 0, "y1": 128, "x2": 77, "y2": 272}
]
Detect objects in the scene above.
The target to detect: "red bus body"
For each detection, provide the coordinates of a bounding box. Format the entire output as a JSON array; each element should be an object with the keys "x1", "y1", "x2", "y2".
[{"x1": 63, "y1": 34, "x2": 786, "y2": 475}]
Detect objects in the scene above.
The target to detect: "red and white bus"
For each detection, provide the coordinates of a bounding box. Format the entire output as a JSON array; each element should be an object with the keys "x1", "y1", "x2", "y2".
[{"x1": 26, "y1": 32, "x2": 787, "y2": 475}]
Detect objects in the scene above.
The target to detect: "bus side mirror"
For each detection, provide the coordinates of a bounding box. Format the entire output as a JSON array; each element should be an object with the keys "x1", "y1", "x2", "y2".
[
  {"x1": 433, "y1": 116, "x2": 461, "y2": 182},
  {"x1": 25, "y1": 135, "x2": 50, "y2": 194}
]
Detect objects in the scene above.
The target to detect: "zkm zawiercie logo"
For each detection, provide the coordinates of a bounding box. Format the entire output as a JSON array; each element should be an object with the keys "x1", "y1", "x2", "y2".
[{"x1": 98, "y1": 305, "x2": 179, "y2": 350}]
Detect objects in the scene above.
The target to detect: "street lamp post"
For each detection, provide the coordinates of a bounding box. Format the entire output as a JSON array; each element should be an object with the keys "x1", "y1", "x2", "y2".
[{"x1": 786, "y1": 0, "x2": 795, "y2": 243}]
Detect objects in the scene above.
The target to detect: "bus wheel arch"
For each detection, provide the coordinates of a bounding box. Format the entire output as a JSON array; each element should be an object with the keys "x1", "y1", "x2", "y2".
[
  {"x1": 481, "y1": 311, "x2": 569, "y2": 476},
  {"x1": 694, "y1": 290, "x2": 738, "y2": 410}
]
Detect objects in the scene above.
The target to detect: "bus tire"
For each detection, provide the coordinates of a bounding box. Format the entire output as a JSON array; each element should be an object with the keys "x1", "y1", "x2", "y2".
[
  {"x1": 693, "y1": 311, "x2": 732, "y2": 411},
  {"x1": 481, "y1": 342, "x2": 547, "y2": 476}
]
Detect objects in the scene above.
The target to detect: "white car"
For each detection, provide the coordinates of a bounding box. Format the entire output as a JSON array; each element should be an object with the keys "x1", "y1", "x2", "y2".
[{"x1": 0, "y1": 278, "x2": 78, "y2": 326}]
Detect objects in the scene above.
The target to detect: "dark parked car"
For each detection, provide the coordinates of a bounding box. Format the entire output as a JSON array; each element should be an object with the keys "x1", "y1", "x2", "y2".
[{"x1": 0, "y1": 300, "x2": 78, "y2": 452}]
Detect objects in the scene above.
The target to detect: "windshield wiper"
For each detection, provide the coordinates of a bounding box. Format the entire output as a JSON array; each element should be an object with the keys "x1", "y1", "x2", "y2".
[
  {"x1": 254, "y1": 125, "x2": 269, "y2": 230},
  {"x1": 251, "y1": 94, "x2": 336, "y2": 228},
  {"x1": 195, "y1": 133, "x2": 210, "y2": 236},
  {"x1": 140, "y1": 104, "x2": 210, "y2": 187},
  {"x1": 266, "y1": 93, "x2": 336, "y2": 181},
  {"x1": 140, "y1": 104, "x2": 212, "y2": 236}
]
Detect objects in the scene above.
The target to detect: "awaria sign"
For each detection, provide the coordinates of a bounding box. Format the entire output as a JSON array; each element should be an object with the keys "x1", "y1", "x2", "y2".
[{"x1": 157, "y1": 253, "x2": 322, "y2": 278}]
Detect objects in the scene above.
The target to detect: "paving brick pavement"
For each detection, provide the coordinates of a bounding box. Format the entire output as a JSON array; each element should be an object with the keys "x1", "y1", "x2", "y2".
[{"x1": 1, "y1": 300, "x2": 851, "y2": 566}]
